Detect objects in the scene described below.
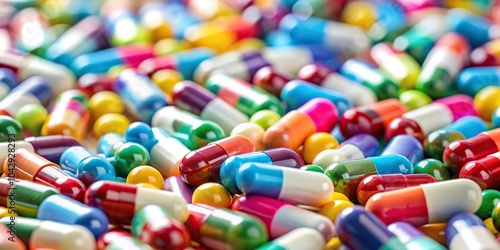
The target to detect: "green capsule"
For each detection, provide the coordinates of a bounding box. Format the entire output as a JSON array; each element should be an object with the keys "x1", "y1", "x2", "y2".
[
  {"x1": 424, "y1": 130, "x2": 466, "y2": 161},
  {"x1": 476, "y1": 190, "x2": 500, "y2": 220},
  {"x1": 300, "y1": 165, "x2": 324, "y2": 173},
  {"x1": 112, "y1": 142, "x2": 150, "y2": 178},
  {"x1": 0, "y1": 179, "x2": 59, "y2": 218},
  {"x1": 324, "y1": 160, "x2": 377, "y2": 201},
  {"x1": 414, "y1": 159, "x2": 450, "y2": 181},
  {"x1": 249, "y1": 110, "x2": 281, "y2": 130},
  {"x1": 0, "y1": 116, "x2": 23, "y2": 142},
  {"x1": 399, "y1": 90, "x2": 433, "y2": 111}
]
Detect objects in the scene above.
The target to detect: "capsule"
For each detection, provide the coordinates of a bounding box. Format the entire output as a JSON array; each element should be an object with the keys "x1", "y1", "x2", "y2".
[
  {"x1": 385, "y1": 94, "x2": 477, "y2": 142},
  {"x1": 415, "y1": 33, "x2": 469, "y2": 99},
  {"x1": 313, "y1": 134, "x2": 380, "y2": 169},
  {"x1": 194, "y1": 46, "x2": 341, "y2": 84},
  {"x1": 172, "y1": 80, "x2": 248, "y2": 134},
  {"x1": 297, "y1": 63, "x2": 376, "y2": 107},
  {"x1": 10, "y1": 8, "x2": 54, "y2": 56},
  {"x1": 447, "y1": 8, "x2": 493, "y2": 48},
  {"x1": 475, "y1": 86, "x2": 500, "y2": 121},
  {"x1": 232, "y1": 195, "x2": 335, "y2": 240},
  {"x1": 131, "y1": 205, "x2": 190, "y2": 250},
  {"x1": 124, "y1": 123, "x2": 189, "y2": 177},
  {"x1": 443, "y1": 128, "x2": 500, "y2": 177},
  {"x1": 340, "y1": 59, "x2": 400, "y2": 100},
  {"x1": 340, "y1": 99, "x2": 407, "y2": 139},
  {"x1": 6, "y1": 148, "x2": 86, "y2": 201},
  {"x1": 0, "y1": 68, "x2": 18, "y2": 100},
  {"x1": 381, "y1": 135, "x2": 424, "y2": 165},
  {"x1": 184, "y1": 16, "x2": 257, "y2": 54},
  {"x1": 97, "y1": 133, "x2": 125, "y2": 157},
  {"x1": 178, "y1": 135, "x2": 254, "y2": 186},
  {"x1": 164, "y1": 176, "x2": 194, "y2": 204},
  {"x1": 365, "y1": 179, "x2": 482, "y2": 227},
  {"x1": 457, "y1": 67, "x2": 500, "y2": 96},
  {"x1": 460, "y1": 151, "x2": 500, "y2": 190},
  {"x1": 0, "y1": 76, "x2": 53, "y2": 117},
  {"x1": 325, "y1": 155, "x2": 413, "y2": 201},
  {"x1": 205, "y1": 74, "x2": 284, "y2": 116},
  {"x1": 37, "y1": 194, "x2": 109, "y2": 238},
  {"x1": 335, "y1": 206, "x2": 405, "y2": 250},
  {"x1": 141, "y1": 2, "x2": 199, "y2": 39},
  {"x1": 59, "y1": 146, "x2": 115, "y2": 185},
  {"x1": 256, "y1": 228, "x2": 325, "y2": 250},
  {"x1": 139, "y1": 48, "x2": 214, "y2": 80},
  {"x1": 0, "y1": 178, "x2": 58, "y2": 218},
  {"x1": 0, "y1": 217, "x2": 95, "y2": 250},
  {"x1": 152, "y1": 106, "x2": 225, "y2": 149},
  {"x1": 185, "y1": 203, "x2": 268, "y2": 249},
  {"x1": 114, "y1": 69, "x2": 168, "y2": 123},
  {"x1": 71, "y1": 44, "x2": 155, "y2": 77},
  {"x1": 44, "y1": 16, "x2": 109, "y2": 66},
  {"x1": 264, "y1": 98, "x2": 338, "y2": 150},
  {"x1": 85, "y1": 181, "x2": 189, "y2": 225},
  {"x1": 25, "y1": 135, "x2": 81, "y2": 164},
  {"x1": 236, "y1": 163, "x2": 333, "y2": 207},
  {"x1": 97, "y1": 229, "x2": 152, "y2": 250},
  {"x1": 472, "y1": 37, "x2": 500, "y2": 66},
  {"x1": 388, "y1": 222, "x2": 446, "y2": 250},
  {"x1": 220, "y1": 148, "x2": 304, "y2": 193},
  {"x1": 357, "y1": 174, "x2": 437, "y2": 205},
  {"x1": 279, "y1": 14, "x2": 370, "y2": 58},
  {"x1": 77, "y1": 73, "x2": 116, "y2": 97},
  {"x1": 0, "y1": 223, "x2": 24, "y2": 250},
  {"x1": 393, "y1": 14, "x2": 448, "y2": 64},
  {"x1": 104, "y1": 10, "x2": 150, "y2": 46},
  {"x1": 281, "y1": 80, "x2": 352, "y2": 115},
  {"x1": 0, "y1": 50, "x2": 75, "y2": 95},
  {"x1": 253, "y1": 66, "x2": 292, "y2": 97},
  {"x1": 447, "y1": 213, "x2": 500, "y2": 250},
  {"x1": 440, "y1": 116, "x2": 487, "y2": 139}
]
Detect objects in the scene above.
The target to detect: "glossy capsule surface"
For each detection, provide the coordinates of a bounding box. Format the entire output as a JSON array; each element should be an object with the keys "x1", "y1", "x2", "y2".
[
  {"x1": 179, "y1": 135, "x2": 254, "y2": 186},
  {"x1": 366, "y1": 179, "x2": 482, "y2": 227},
  {"x1": 381, "y1": 135, "x2": 424, "y2": 165},
  {"x1": 236, "y1": 162, "x2": 334, "y2": 207},
  {"x1": 457, "y1": 67, "x2": 500, "y2": 97},
  {"x1": 264, "y1": 98, "x2": 338, "y2": 150},
  {"x1": 256, "y1": 228, "x2": 325, "y2": 250},
  {"x1": 460, "y1": 151, "x2": 500, "y2": 190},
  {"x1": 446, "y1": 213, "x2": 500, "y2": 250},
  {"x1": 388, "y1": 222, "x2": 446, "y2": 250},
  {"x1": 220, "y1": 148, "x2": 304, "y2": 193}
]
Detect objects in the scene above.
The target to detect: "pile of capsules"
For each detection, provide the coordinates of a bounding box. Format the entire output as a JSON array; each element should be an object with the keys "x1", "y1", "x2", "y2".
[{"x1": 5, "y1": 0, "x2": 500, "y2": 249}]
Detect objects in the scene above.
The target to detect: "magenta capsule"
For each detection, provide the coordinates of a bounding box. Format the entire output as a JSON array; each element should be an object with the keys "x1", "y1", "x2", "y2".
[
  {"x1": 264, "y1": 98, "x2": 338, "y2": 150},
  {"x1": 232, "y1": 195, "x2": 336, "y2": 240},
  {"x1": 172, "y1": 80, "x2": 248, "y2": 134},
  {"x1": 385, "y1": 94, "x2": 477, "y2": 142}
]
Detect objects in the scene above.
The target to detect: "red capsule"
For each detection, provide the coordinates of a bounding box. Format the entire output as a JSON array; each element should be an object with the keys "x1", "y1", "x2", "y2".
[
  {"x1": 460, "y1": 151, "x2": 500, "y2": 190},
  {"x1": 253, "y1": 66, "x2": 292, "y2": 96}
]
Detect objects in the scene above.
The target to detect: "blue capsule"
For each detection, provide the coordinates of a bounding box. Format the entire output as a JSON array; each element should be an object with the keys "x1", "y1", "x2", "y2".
[
  {"x1": 220, "y1": 148, "x2": 303, "y2": 193},
  {"x1": 60, "y1": 146, "x2": 115, "y2": 185},
  {"x1": 447, "y1": 8, "x2": 492, "y2": 48},
  {"x1": 446, "y1": 213, "x2": 500, "y2": 249},
  {"x1": 37, "y1": 194, "x2": 109, "y2": 238},
  {"x1": 114, "y1": 69, "x2": 168, "y2": 123},
  {"x1": 381, "y1": 135, "x2": 423, "y2": 165},
  {"x1": 336, "y1": 206, "x2": 405, "y2": 250},
  {"x1": 11, "y1": 76, "x2": 53, "y2": 106},
  {"x1": 0, "y1": 68, "x2": 18, "y2": 99},
  {"x1": 441, "y1": 116, "x2": 487, "y2": 139},
  {"x1": 97, "y1": 133, "x2": 125, "y2": 157},
  {"x1": 456, "y1": 67, "x2": 500, "y2": 96},
  {"x1": 281, "y1": 80, "x2": 352, "y2": 116}
]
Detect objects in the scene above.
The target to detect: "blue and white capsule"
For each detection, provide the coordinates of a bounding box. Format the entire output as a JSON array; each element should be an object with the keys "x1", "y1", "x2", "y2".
[
  {"x1": 235, "y1": 162, "x2": 334, "y2": 207},
  {"x1": 114, "y1": 69, "x2": 168, "y2": 123},
  {"x1": 446, "y1": 213, "x2": 500, "y2": 250},
  {"x1": 0, "y1": 68, "x2": 18, "y2": 99}
]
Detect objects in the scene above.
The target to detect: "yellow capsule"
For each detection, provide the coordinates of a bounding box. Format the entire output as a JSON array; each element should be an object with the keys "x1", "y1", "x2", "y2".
[
  {"x1": 192, "y1": 182, "x2": 232, "y2": 208},
  {"x1": 474, "y1": 86, "x2": 500, "y2": 121},
  {"x1": 230, "y1": 122, "x2": 265, "y2": 151},
  {"x1": 135, "y1": 182, "x2": 160, "y2": 189},
  {"x1": 126, "y1": 165, "x2": 164, "y2": 189},
  {"x1": 154, "y1": 38, "x2": 192, "y2": 56},
  {"x1": 485, "y1": 217, "x2": 500, "y2": 235},
  {"x1": 93, "y1": 113, "x2": 131, "y2": 137},
  {"x1": 0, "y1": 206, "x2": 17, "y2": 218},
  {"x1": 88, "y1": 91, "x2": 125, "y2": 120},
  {"x1": 341, "y1": 1, "x2": 377, "y2": 30},
  {"x1": 319, "y1": 200, "x2": 354, "y2": 222},
  {"x1": 302, "y1": 132, "x2": 339, "y2": 164},
  {"x1": 141, "y1": 11, "x2": 173, "y2": 42},
  {"x1": 184, "y1": 23, "x2": 237, "y2": 54},
  {"x1": 325, "y1": 237, "x2": 343, "y2": 250},
  {"x1": 418, "y1": 223, "x2": 447, "y2": 247},
  {"x1": 229, "y1": 38, "x2": 266, "y2": 52},
  {"x1": 249, "y1": 110, "x2": 281, "y2": 130},
  {"x1": 332, "y1": 192, "x2": 349, "y2": 201},
  {"x1": 151, "y1": 69, "x2": 184, "y2": 96}
]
